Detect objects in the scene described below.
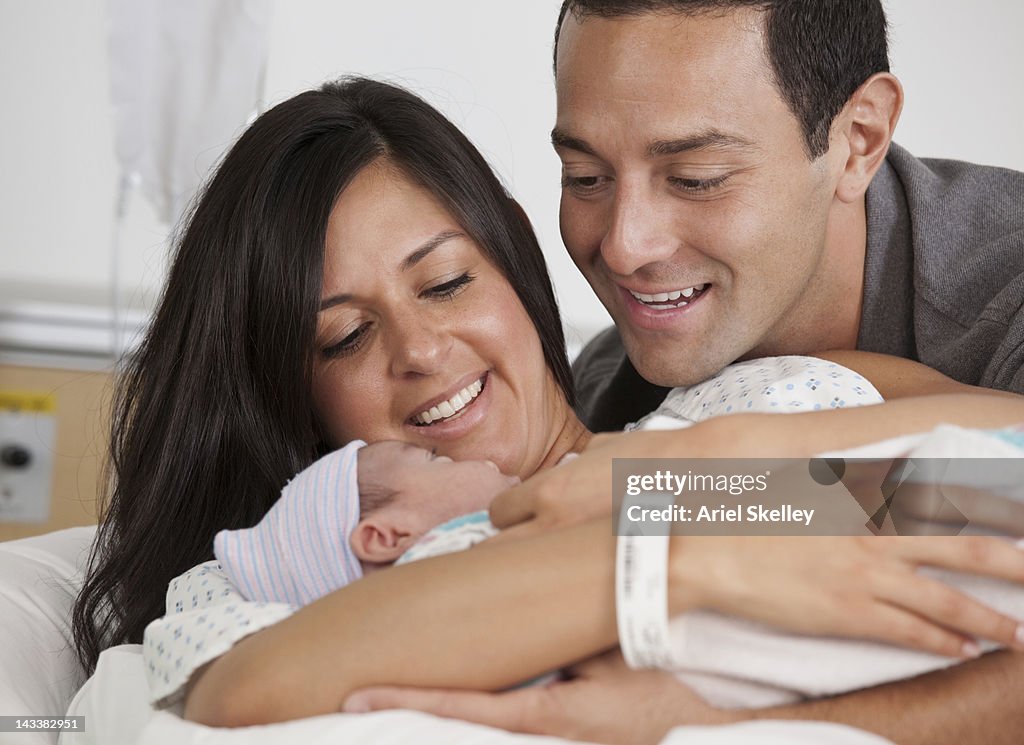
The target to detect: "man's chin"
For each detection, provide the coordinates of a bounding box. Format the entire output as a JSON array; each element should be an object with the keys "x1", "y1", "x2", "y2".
[{"x1": 626, "y1": 342, "x2": 734, "y2": 389}]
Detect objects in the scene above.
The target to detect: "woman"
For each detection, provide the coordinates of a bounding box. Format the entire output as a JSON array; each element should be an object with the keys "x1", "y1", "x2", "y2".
[{"x1": 72, "y1": 77, "x2": 1024, "y2": 733}]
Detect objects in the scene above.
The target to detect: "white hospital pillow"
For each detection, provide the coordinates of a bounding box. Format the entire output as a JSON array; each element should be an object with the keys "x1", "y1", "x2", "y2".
[
  {"x1": 0, "y1": 526, "x2": 95, "y2": 745},
  {"x1": 60, "y1": 644, "x2": 155, "y2": 745}
]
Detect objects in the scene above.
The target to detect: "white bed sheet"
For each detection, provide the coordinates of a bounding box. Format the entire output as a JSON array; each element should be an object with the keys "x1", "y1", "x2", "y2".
[{"x1": 60, "y1": 645, "x2": 891, "y2": 745}]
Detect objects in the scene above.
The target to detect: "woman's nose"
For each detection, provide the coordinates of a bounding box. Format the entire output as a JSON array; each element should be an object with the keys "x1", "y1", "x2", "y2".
[{"x1": 387, "y1": 316, "x2": 453, "y2": 377}]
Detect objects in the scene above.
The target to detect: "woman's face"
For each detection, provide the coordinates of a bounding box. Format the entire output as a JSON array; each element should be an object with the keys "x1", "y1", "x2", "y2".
[{"x1": 312, "y1": 160, "x2": 567, "y2": 479}]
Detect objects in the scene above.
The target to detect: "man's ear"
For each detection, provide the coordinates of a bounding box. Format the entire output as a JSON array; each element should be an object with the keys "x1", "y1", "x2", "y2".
[
  {"x1": 833, "y1": 72, "x2": 904, "y2": 204},
  {"x1": 349, "y1": 516, "x2": 420, "y2": 565}
]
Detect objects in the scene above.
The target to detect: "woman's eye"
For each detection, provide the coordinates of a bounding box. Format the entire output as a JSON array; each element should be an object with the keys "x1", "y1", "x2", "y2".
[
  {"x1": 668, "y1": 174, "x2": 729, "y2": 194},
  {"x1": 323, "y1": 322, "x2": 370, "y2": 359},
  {"x1": 560, "y1": 174, "x2": 610, "y2": 196},
  {"x1": 425, "y1": 272, "x2": 475, "y2": 300}
]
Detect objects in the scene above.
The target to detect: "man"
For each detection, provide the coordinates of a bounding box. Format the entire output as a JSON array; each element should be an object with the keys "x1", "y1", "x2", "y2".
[
  {"x1": 559, "y1": 1, "x2": 1024, "y2": 432},
  {"x1": 545, "y1": 6, "x2": 1023, "y2": 743},
  {"x1": 340, "y1": 3, "x2": 1024, "y2": 743}
]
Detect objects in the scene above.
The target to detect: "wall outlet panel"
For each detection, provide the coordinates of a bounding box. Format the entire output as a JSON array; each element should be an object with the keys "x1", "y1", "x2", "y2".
[{"x1": 0, "y1": 392, "x2": 57, "y2": 523}]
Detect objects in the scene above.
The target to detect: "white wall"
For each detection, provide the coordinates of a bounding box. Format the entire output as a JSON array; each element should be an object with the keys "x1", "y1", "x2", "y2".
[{"x1": 2, "y1": 0, "x2": 1023, "y2": 355}]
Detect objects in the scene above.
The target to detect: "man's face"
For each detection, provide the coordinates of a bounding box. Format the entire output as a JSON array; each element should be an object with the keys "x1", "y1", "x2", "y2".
[{"x1": 555, "y1": 10, "x2": 845, "y2": 387}]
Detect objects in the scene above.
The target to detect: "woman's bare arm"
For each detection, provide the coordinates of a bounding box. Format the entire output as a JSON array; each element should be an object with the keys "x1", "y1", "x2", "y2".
[{"x1": 185, "y1": 520, "x2": 621, "y2": 726}]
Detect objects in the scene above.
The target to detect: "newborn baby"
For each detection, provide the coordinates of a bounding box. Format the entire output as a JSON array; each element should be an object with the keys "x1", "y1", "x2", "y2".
[
  {"x1": 351, "y1": 441, "x2": 519, "y2": 568},
  {"x1": 214, "y1": 439, "x2": 517, "y2": 606}
]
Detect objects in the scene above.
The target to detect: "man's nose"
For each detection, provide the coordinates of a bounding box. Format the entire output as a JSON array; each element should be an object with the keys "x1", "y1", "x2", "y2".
[
  {"x1": 600, "y1": 184, "x2": 679, "y2": 277},
  {"x1": 388, "y1": 313, "x2": 453, "y2": 377}
]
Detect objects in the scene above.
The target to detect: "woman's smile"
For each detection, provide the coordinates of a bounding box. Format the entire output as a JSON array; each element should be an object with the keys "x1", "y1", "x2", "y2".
[
  {"x1": 407, "y1": 372, "x2": 487, "y2": 429},
  {"x1": 409, "y1": 372, "x2": 487, "y2": 426}
]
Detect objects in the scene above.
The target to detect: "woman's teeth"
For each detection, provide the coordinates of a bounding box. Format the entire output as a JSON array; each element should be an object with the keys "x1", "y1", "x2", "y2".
[
  {"x1": 413, "y1": 378, "x2": 484, "y2": 425},
  {"x1": 629, "y1": 284, "x2": 708, "y2": 309}
]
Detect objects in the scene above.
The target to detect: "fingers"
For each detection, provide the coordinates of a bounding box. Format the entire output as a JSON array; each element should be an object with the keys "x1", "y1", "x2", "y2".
[
  {"x1": 491, "y1": 444, "x2": 617, "y2": 531},
  {"x1": 873, "y1": 569, "x2": 1024, "y2": 653},
  {"x1": 342, "y1": 686, "x2": 540, "y2": 733},
  {"x1": 488, "y1": 482, "x2": 536, "y2": 529},
  {"x1": 840, "y1": 598, "x2": 979, "y2": 659},
  {"x1": 891, "y1": 535, "x2": 1024, "y2": 584},
  {"x1": 678, "y1": 535, "x2": 1024, "y2": 658}
]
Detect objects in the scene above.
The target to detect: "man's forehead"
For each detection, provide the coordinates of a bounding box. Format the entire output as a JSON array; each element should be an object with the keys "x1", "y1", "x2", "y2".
[
  {"x1": 554, "y1": 9, "x2": 787, "y2": 153},
  {"x1": 554, "y1": 7, "x2": 769, "y2": 76}
]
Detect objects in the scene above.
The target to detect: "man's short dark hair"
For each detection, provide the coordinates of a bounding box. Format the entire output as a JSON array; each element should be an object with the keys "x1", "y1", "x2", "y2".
[{"x1": 554, "y1": 0, "x2": 890, "y2": 158}]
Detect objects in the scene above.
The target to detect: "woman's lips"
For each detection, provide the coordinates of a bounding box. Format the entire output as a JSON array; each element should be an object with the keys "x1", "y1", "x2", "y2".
[
  {"x1": 410, "y1": 375, "x2": 485, "y2": 425},
  {"x1": 405, "y1": 372, "x2": 491, "y2": 439}
]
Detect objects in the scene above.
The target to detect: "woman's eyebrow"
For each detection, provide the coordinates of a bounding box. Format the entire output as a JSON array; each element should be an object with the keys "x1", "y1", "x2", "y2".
[
  {"x1": 319, "y1": 229, "x2": 466, "y2": 311},
  {"x1": 319, "y1": 292, "x2": 352, "y2": 311},
  {"x1": 401, "y1": 229, "x2": 465, "y2": 271}
]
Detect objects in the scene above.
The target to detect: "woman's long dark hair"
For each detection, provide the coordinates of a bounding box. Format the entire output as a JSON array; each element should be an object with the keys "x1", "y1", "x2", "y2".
[{"x1": 72, "y1": 77, "x2": 575, "y2": 673}]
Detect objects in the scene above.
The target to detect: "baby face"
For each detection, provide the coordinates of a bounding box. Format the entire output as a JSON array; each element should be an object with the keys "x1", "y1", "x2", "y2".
[{"x1": 358, "y1": 440, "x2": 520, "y2": 532}]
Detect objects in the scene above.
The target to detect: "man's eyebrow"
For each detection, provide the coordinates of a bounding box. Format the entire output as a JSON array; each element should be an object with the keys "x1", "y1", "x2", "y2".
[
  {"x1": 551, "y1": 128, "x2": 597, "y2": 156},
  {"x1": 551, "y1": 127, "x2": 756, "y2": 159},
  {"x1": 319, "y1": 229, "x2": 465, "y2": 311},
  {"x1": 647, "y1": 130, "x2": 757, "y2": 157}
]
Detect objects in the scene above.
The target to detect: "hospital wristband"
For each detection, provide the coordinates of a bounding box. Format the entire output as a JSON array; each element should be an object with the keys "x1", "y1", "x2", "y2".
[{"x1": 615, "y1": 531, "x2": 674, "y2": 669}]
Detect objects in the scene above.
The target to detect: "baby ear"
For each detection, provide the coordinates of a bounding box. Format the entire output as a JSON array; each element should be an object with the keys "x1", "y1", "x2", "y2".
[{"x1": 349, "y1": 516, "x2": 421, "y2": 565}]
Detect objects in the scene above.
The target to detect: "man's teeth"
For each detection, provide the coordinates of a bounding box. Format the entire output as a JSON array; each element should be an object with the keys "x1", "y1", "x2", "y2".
[
  {"x1": 629, "y1": 285, "x2": 707, "y2": 307},
  {"x1": 413, "y1": 379, "x2": 484, "y2": 425}
]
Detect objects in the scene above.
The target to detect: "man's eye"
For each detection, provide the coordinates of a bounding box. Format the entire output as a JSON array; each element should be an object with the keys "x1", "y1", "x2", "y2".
[
  {"x1": 668, "y1": 174, "x2": 729, "y2": 193},
  {"x1": 560, "y1": 174, "x2": 610, "y2": 195},
  {"x1": 425, "y1": 273, "x2": 474, "y2": 300},
  {"x1": 323, "y1": 323, "x2": 369, "y2": 358}
]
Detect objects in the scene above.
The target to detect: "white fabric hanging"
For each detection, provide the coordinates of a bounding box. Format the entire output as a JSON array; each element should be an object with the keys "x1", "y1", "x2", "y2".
[{"x1": 107, "y1": 0, "x2": 273, "y2": 225}]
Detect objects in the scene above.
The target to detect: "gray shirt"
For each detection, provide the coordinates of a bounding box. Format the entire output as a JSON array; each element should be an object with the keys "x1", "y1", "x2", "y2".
[{"x1": 573, "y1": 143, "x2": 1024, "y2": 431}]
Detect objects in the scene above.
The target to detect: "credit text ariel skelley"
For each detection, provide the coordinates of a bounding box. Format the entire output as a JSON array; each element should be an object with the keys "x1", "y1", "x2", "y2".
[{"x1": 625, "y1": 503, "x2": 815, "y2": 527}]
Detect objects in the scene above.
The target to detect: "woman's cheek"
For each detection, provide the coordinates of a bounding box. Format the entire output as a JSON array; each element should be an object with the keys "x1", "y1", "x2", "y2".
[{"x1": 312, "y1": 360, "x2": 386, "y2": 445}]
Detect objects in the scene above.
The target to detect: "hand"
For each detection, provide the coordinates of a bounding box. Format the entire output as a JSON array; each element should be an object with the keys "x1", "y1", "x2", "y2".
[
  {"x1": 490, "y1": 431, "x2": 660, "y2": 537},
  {"x1": 342, "y1": 650, "x2": 736, "y2": 745},
  {"x1": 672, "y1": 534, "x2": 1024, "y2": 658}
]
